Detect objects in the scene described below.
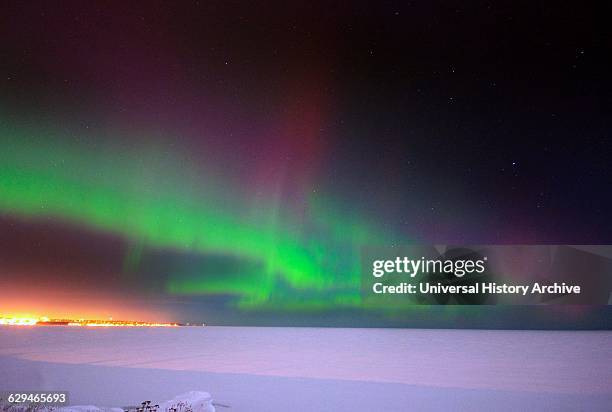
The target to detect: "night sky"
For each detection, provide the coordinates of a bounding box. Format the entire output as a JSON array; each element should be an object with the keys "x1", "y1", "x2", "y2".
[{"x1": 0, "y1": 2, "x2": 610, "y2": 327}]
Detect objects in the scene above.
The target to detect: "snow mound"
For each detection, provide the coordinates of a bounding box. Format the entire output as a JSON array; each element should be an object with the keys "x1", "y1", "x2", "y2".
[
  {"x1": 0, "y1": 392, "x2": 215, "y2": 412},
  {"x1": 158, "y1": 391, "x2": 215, "y2": 412}
]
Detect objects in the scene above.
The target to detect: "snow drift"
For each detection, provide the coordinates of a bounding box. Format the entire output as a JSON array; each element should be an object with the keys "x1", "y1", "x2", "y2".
[{"x1": 0, "y1": 391, "x2": 215, "y2": 412}]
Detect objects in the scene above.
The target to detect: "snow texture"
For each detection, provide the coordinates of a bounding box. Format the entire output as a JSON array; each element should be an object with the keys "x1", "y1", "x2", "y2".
[{"x1": 0, "y1": 392, "x2": 214, "y2": 412}]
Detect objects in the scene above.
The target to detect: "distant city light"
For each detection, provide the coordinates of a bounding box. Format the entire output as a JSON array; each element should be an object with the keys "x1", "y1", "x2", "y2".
[
  {"x1": 0, "y1": 316, "x2": 39, "y2": 326},
  {"x1": 0, "y1": 315, "x2": 182, "y2": 327}
]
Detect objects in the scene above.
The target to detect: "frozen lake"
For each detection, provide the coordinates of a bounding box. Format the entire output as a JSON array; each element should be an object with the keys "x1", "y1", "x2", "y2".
[{"x1": 1, "y1": 326, "x2": 611, "y2": 411}]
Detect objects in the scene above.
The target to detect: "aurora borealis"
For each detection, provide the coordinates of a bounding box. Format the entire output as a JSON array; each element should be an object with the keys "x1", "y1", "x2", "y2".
[
  {"x1": 0, "y1": 114, "x2": 387, "y2": 310},
  {"x1": 1, "y1": 2, "x2": 611, "y2": 327}
]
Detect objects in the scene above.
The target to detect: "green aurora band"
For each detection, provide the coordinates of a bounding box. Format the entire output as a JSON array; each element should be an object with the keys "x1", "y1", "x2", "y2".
[{"x1": 0, "y1": 117, "x2": 407, "y2": 310}]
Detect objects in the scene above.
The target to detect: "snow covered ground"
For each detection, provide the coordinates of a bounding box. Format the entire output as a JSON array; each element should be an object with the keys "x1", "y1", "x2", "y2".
[
  {"x1": 1, "y1": 326, "x2": 611, "y2": 411},
  {"x1": 0, "y1": 391, "x2": 215, "y2": 412}
]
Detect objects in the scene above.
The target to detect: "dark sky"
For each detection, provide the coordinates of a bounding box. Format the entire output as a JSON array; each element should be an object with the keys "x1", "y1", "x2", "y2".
[{"x1": 0, "y1": 1, "x2": 610, "y2": 326}]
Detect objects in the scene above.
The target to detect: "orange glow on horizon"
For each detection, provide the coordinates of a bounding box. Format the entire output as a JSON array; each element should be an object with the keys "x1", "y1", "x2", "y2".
[
  {"x1": 0, "y1": 314, "x2": 181, "y2": 327},
  {"x1": 0, "y1": 286, "x2": 176, "y2": 323},
  {"x1": 1, "y1": 272, "x2": 178, "y2": 324}
]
